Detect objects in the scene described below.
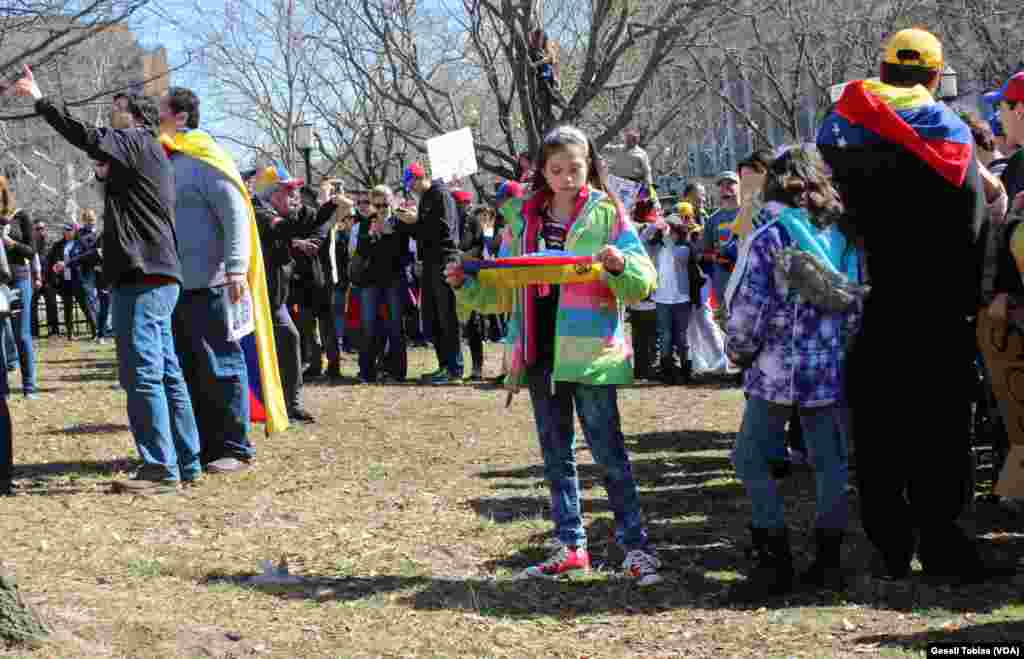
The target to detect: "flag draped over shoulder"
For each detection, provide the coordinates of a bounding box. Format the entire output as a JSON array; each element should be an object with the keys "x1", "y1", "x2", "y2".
[
  {"x1": 818, "y1": 78, "x2": 972, "y2": 186},
  {"x1": 461, "y1": 250, "x2": 604, "y2": 289},
  {"x1": 159, "y1": 130, "x2": 290, "y2": 434}
]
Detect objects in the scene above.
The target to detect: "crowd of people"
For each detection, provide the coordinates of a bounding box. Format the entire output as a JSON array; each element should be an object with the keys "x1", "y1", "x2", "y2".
[{"x1": 0, "y1": 25, "x2": 1021, "y2": 600}]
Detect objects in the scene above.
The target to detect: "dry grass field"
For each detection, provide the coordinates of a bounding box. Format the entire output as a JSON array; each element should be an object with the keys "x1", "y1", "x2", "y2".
[{"x1": 0, "y1": 338, "x2": 1021, "y2": 658}]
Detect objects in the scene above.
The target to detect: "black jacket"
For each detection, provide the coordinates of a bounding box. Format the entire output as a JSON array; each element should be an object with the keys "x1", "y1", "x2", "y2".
[
  {"x1": 47, "y1": 238, "x2": 74, "y2": 289},
  {"x1": 34, "y1": 97, "x2": 181, "y2": 287},
  {"x1": 409, "y1": 180, "x2": 459, "y2": 265},
  {"x1": 3, "y1": 209, "x2": 36, "y2": 273},
  {"x1": 254, "y1": 198, "x2": 337, "y2": 308},
  {"x1": 818, "y1": 137, "x2": 983, "y2": 318},
  {"x1": 355, "y1": 213, "x2": 409, "y2": 288}
]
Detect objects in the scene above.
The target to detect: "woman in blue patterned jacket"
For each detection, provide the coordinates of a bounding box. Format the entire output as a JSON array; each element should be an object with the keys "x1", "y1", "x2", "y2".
[{"x1": 725, "y1": 148, "x2": 864, "y2": 600}]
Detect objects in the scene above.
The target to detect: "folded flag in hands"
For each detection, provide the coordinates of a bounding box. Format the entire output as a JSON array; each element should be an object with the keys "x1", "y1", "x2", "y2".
[{"x1": 463, "y1": 250, "x2": 604, "y2": 289}]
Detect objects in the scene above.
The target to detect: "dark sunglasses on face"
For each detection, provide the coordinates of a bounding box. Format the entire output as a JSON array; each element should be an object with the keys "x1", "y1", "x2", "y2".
[{"x1": 371, "y1": 203, "x2": 390, "y2": 210}]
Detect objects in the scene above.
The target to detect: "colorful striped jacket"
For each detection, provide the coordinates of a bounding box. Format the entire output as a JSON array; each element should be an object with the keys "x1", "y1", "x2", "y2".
[{"x1": 456, "y1": 186, "x2": 656, "y2": 386}]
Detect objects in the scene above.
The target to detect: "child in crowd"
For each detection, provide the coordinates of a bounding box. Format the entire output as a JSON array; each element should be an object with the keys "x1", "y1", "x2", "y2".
[
  {"x1": 725, "y1": 148, "x2": 863, "y2": 598},
  {"x1": 447, "y1": 125, "x2": 662, "y2": 585}
]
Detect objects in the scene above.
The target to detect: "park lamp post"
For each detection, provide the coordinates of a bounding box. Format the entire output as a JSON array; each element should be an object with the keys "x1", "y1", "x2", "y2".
[
  {"x1": 295, "y1": 122, "x2": 314, "y2": 184},
  {"x1": 939, "y1": 65, "x2": 958, "y2": 103}
]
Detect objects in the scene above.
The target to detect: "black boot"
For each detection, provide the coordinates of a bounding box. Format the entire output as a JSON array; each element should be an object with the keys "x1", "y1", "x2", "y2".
[
  {"x1": 800, "y1": 528, "x2": 845, "y2": 590},
  {"x1": 730, "y1": 526, "x2": 794, "y2": 602}
]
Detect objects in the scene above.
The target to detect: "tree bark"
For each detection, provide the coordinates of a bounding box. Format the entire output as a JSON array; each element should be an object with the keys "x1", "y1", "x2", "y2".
[{"x1": 0, "y1": 571, "x2": 47, "y2": 644}]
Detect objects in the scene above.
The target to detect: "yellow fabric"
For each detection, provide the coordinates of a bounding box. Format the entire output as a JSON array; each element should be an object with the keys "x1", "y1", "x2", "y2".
[
  {"x1": 476, "y1": 262, "x2": 604, "y2": 290},
  {"x1": 882, "y1": 28, "x2": 943, "y2": 70},
  {"x1": 1010, "y1": 223, "x2": 1024, "y2": 276},
  {"x1": 861, "y1": 78, "x2": 935, "y2": 112},
  {"x1": 159, "y1": 130, "x2": 290, "y2": 434}
]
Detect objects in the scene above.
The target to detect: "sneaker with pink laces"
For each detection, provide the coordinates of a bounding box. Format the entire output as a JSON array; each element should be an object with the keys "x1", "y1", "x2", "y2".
[
  {"x1": 521, "y1": 543, "x2": 591, "y2": 579},
  {"x1": 623, "y1": 548, "x2": 663, "y2": 586}
]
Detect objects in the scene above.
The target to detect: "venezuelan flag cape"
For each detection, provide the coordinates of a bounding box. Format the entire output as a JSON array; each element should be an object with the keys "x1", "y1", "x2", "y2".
[
  {"x1": 461, "y1": 250, "x2": 604, "y2": 289},
  {"x1": 159, "y1": 130, "x2": 290, "y2": 434},
  {"x1": 818, "y1": 78, "x2": 972, "y2": 186}
]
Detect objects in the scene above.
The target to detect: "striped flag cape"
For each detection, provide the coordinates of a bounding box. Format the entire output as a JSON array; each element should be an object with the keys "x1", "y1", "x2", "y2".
[
  {"x1": 462, "y1": 250, "x2": 604, "y2": 289},
  {"x1": 160, "y1": 130, "x2": 290, "y2": 434},
  {"x1": 817, "y1": 78, "x2": 972, "y2": 187}
]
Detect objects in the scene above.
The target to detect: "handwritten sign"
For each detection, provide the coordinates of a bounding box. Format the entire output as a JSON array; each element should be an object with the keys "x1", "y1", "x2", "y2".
[
  {"x1": 607, "y1": 174, "x2": 642, "y2": 212},
  {"x1": 426, "y1": 127, "x2": 478, "y2": 183}
]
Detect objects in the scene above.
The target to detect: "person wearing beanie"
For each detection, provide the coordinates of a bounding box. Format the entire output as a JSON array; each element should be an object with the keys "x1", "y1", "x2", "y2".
[{"x1": 396, "y1": 162, "x2": 463, "y2": 383}]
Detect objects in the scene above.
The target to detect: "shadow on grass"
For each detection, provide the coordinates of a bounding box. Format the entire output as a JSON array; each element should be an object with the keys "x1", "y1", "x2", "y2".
[
  {"x1": 54, "y1": 370, "x2": 118, "y2": 383},
  {"x1": 45, "y1": 423, "x2": 131, "y2": 436},
  {"x1": 14, "y1": 457, "x2": 138, "y2": 479},
  {"x1": 854, "y1": 620, "x2": 1024, "y2": 652}
]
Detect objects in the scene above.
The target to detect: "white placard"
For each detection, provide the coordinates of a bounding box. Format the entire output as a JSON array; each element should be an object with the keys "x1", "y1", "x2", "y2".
[
  {"x1": 607, "y1": 174, "x2": 642, "y2": 212},
  {"x1": 226, "y1": 288, "x2": 255, "y2": 342},
  {"x1": 426, "y1": 127, "x2": 478, "y2": 183}
]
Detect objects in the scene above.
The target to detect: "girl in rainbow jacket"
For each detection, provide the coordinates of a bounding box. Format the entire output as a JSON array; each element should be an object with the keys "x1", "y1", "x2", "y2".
[{"x1": 446, "y1": 125, "x2": 662, "y2": 585}]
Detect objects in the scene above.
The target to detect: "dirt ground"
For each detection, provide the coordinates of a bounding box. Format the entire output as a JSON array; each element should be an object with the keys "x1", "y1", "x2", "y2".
[{"x1": 1, "y1": 338, "x2": 1021, "y2": 658}]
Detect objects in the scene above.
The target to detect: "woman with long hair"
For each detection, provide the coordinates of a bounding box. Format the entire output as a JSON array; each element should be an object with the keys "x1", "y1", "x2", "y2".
[
  {"x1": 0, "y1": 176, "x2": 38, "y2": 399},
  {"x1": 725, "y1": 147, "x2": 863, "y2": 599},
  {"x1": 447, "y1": 125, "x2": 662, "y2": 585}
]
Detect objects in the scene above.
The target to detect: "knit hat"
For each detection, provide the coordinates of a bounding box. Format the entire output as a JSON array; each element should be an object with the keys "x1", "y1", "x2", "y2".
[
  {"x1": 495, "y1": 180, "x2": 525, "y2": 204},
  {"x1": 403, "y1": 162, "x2": 427, "y2": 192}
]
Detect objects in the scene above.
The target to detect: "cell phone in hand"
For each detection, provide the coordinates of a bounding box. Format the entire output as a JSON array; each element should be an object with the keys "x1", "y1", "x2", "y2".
[{"x1": 332, "y1": 181, "x2": 343, "y2": 195}]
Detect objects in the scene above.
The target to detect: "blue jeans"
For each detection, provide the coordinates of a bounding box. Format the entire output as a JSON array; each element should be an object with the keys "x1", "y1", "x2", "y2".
[
  {"x1": 2, "y1": 318, "x2": 16, "y2": 370},
  {"x1": 97, "y1": 288, "x2": 114, "y2": 338},
  {"x1": 733, "y1": 396, "x2": 850, "y2": 531},
  {"x1": 114, "y1": 283, "x2": 201, "y2": 481},
  {"x1": 172, "y1": 287, "x2": 253, "y2": 464},
  {"x1": 359, "y1": 283, "x2": 406, "y2": 380},
  {"x1": 655, "y1": 302, "x2": 692, "y2": 367},
  {"x1": 11, "y1": 277, "x2": 36, "y2": 394},
  {"x1": 78, "y1": 270, "x2": 99, "y2": 320},
  {"x1": 527, "y1": 370, "x2": 649, "y2": 549},
  {"x1": 0, "y1": 329, "x2": 11, "y2": 486},
  {"x1": 333, "y1": 285, "x2": 347, "y2": 341}
]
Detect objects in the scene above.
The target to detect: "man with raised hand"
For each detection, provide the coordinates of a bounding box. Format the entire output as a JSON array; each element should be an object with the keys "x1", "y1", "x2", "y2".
[{"x1": 12, "y1": 68, "x2": 201, "y2": 494}]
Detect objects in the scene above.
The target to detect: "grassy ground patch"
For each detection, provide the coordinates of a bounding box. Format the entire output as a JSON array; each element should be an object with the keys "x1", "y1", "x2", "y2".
[{"x1": 1, "y1": 338, "x2": 1021, "y2": 657}]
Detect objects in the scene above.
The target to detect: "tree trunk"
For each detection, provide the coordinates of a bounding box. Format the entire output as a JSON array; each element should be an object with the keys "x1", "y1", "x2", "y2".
[{"x1": 0, "y1": 571, "x2": 47, "y2": 644}]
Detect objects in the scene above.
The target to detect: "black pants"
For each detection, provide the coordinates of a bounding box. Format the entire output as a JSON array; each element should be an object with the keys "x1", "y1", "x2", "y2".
[
  {"x1": 31, "y1": 285, "x2": 59, "y2": 337},
  {"x1": 420, "y1": 269, "x2": 463, "y2": 376},
  {"x1": 272, "y1": 303, "x2": 303, "y2": 410},
  {"x1": 59, "y1": 281, "x2": 96, "y2": 338},
  {"x1": 464, "y1": 311, "x2": 484, "y2": 372},
  {"x1": 299, "y1": 285, "x2": 340, "y2": 370},
  {"x1": 630, "y1": 308, "x2": 657, "y2": 379},
  {"x1": 849, "y1": 303, "x2": 978, "y2": 575}
]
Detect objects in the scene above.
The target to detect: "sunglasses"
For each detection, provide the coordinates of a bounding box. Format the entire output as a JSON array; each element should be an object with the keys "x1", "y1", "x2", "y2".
[{"x1": 371, "y1": 203, "x2": 390, "y2": 209}]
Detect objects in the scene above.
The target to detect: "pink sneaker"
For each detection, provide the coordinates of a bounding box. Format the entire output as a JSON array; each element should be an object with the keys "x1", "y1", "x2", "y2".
[{"x1": 521, "y1": 543, "x2": 591, "y2": 579}]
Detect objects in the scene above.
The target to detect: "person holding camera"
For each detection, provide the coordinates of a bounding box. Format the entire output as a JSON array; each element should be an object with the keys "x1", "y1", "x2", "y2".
[
  {"x1": 353, "y1": 184, "x2": 409, "y2": 383},
  {"x1": 252, "y1": 166, "x2": 347, "y2": 422}
]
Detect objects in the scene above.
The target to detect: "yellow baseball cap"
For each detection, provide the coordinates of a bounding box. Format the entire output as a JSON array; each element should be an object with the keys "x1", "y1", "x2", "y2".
[{"x1": 882, "y1": 28, "x2": 943, "y2": 71}]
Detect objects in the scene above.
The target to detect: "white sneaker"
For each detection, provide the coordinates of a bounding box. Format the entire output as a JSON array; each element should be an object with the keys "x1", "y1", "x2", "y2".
[{"x1": 623, "y1": 549, "x2": 663, "y2": 586}]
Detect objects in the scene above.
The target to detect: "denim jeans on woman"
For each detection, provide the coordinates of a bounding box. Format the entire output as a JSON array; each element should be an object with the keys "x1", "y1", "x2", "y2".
[
  {"x1": 0, "y1": 328, "x2": 12, "y2": 489},
  {"x1": 113, "y1": 282, "x2": 202, "y2": 481},
  {"x1": 655, "y1": 301, "x2": 691, "y2": 368},
  {"x1": 359, "y1": 283, "x2": 406, "y2": 381},
  {"x1": 527, "y1": 369, "x2": 649, "y2": 549},
  {"x1": 10, "y1": 277, "x2": 36, "y2": 395},
  {"x1": 733, "y1": 396, "x2": 850, "y2": 531}
]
